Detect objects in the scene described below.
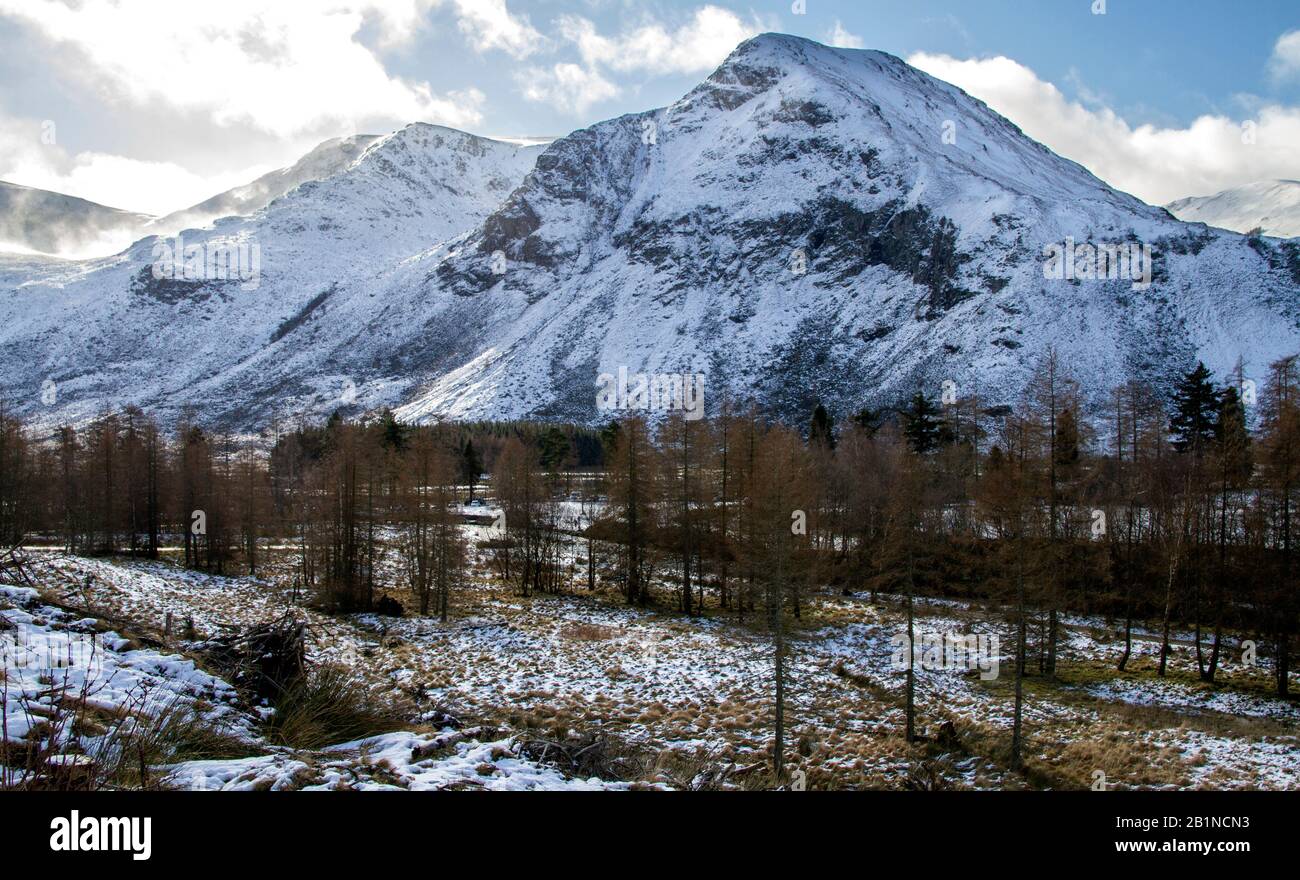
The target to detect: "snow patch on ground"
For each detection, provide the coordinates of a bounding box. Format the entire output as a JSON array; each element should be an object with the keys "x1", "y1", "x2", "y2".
[{"x1": 168, "y1": 730, "x2": 647, "y2": 791}]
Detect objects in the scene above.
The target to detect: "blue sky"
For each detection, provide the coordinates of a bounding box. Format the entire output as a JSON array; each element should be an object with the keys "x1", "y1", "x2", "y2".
[
  {"x1": 386, "y1": 0, "x2": 1300, "y2": 136},
  {"x1": 0, "y1": 0, "x2": 1296, "y2": 214}
]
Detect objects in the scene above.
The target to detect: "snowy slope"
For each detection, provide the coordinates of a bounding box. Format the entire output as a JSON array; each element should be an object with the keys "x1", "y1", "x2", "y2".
[
  {"x1": 0, "y1": 181, "x2": 154, "y2": 258},
  {"x1": 4, "y1": 34, "x2": 1300, "y2": 431},
  {"x1": 0, "y1": 135, "x2": 386, "y2": 260},
  {"x1": 1166, "y1": 180, "x2": 1300, "y2": 239},
  {"x1": 1, "y1": 125, "x2": 543, "y2": 430},
  {"x1": 148, "y1": 134, "x2": 383, "y2": 237}
]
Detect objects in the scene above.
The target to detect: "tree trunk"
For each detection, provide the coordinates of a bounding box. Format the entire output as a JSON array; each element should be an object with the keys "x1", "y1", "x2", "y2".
[
  {"x1": 1158, "y1": 552, "x2": 1178, "y2": 677},
  {"x1": 1012, "y1": 562, "x2": 1026, "y2": 770}
]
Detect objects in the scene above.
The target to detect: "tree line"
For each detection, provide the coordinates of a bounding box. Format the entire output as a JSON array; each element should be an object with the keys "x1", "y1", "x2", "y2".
[
  {"x1": 2, "y1": 349, "x2": 1297, "y2": 709},
  {"x1": 521, "y1": 352, "x2": 1298, "y2": 705}
]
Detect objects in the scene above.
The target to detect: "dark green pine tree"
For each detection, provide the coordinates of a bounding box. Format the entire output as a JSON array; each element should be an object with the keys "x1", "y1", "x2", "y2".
[
  {"x1": 379, "y1": 409, "x2": 407, "y2": 452},
  {"x1": 599, "y1": 421, "x2": 622, "y2": 455},
  {"x1": 903, "y1": 392, "x2": 943, "y2": 454},
  {"x1": 1214, "y1": 386, "x2": 1253, "y2": 482},
  {"x1": 986, "y1": 444, "x2": 1006, "y2": 471},
  {"x1": 460, "y1": 439, "x2": 483, "y2": 500},
  {"x1": 852, "y1": 407, "x2": 885, "y2": 435},
  {"x1": 539, "y1": 426, "x2": 571, "y2": 472},
  {"x1": 809, "y1": 403, "x2": 836, "y2": 450},
  {"x1": 1170, "y1": 361, "x2": 1220, "y2": 455},
  {"x1": 1053, "y1": 406, "x2": 1080, "y2": 469}
]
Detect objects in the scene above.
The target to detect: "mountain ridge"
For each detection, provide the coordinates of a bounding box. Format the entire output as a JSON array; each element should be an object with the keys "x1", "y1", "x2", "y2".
[
  {"x1": 394, "y1": 34, "x2": 1299, "y2": 426},
  {"x1": 1166, "y1": 179, "x2": 1300, "y2": 239}
]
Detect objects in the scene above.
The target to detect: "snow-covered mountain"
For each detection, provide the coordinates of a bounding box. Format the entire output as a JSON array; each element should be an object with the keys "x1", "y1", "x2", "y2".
[
  {"x1": 394, "y1": 35, "x2": 1300, "y2": 425},
  {"x1": 0, "y1": 181, "x2": 153, "y2": 258},
  {"x1": 1166, "y1": 180, "x2": 1300, "y2": 239},
  {"x1": 5, "y1": 34, "x2": 1300, "y2": 432},
  {"x1": 148, "y1": 134, "x2": 384, "y2": 238},
  {"x1": 1, "y1": 124, "x2": 543, "y2": 429},
  {"x1": 0, "y1": 135, "x2": 386, "y2": 260}
]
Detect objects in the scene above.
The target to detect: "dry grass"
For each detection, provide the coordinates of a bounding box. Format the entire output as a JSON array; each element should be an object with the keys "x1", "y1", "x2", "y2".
[
  {"x1": 43, "y1": 546, "x2": 1297, "y2": 791},
  {"x1": 1024, "y1": 732, "x2": 1188, "y2": 790},
  {"x1": 3, "y1": 692, "x2": 257, "y2": 791},
  {"x1": 264, "y1": 665, "x2": 410, "y2": 750},
  {"x1": 560, "y1": 622, "x2": 618, "y2": 641}
]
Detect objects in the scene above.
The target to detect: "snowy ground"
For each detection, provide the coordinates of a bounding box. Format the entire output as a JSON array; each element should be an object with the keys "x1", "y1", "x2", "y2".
[
  {"x1": 4, "y1": 541, "x2": 1298, "y2": 790},
  {"x1": 168, "y1": 729, "x2": 644, "y2": 792},
  {"x1": 0, "y1": 584, "x2": 256, "y2": 746},
  {"x1": 0, "y1": 579, "x2": 646, "y2": 791}
]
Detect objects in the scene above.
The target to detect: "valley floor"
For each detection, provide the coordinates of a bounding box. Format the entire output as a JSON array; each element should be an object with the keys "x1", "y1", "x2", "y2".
[{"x1": 4, "y1": 535, "x2": 1298, "y2": 790}]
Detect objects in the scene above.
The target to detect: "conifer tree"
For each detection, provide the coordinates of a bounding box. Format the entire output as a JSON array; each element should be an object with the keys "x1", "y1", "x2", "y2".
[
  {"x1": 1261, "y1": 355, "x2": 1300, "y2": 695},
  {"x1": 1202, "y1": 384, "x2": 1251, "y2": 681},
  {"x1": 903, "y1": 392, "x2": 943, "y2": 455},
  {"x1": 809, "y1": 403, "x2": 836, "y2": 451},
  {"x1": 460, "y1": 439, "x2": 483, "y2": 501},
  {"x1": 1170, "y1": 361, "x2": 1220, "y2": 456}
]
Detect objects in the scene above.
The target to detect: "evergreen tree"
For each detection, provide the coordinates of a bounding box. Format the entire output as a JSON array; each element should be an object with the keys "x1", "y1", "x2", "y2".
[
  {"x1": 1202, "y1": 384, "x2": 1253, "y2": 682},
  {"x1": 1260, "y1": 355, "x2": 1300, "y2": 696},
  {"x1": 1214, "y1": 386, "x2": 1252, "y2": 483},
  {"x1": 378, "y1": 409, "x2": 407, "y2": 452},
  {"x1": 902, "y1": 392, "x2": 943, "y2": 454},
  {"x1": 460, "y1": 439, "x2": 483, "y2": 500},
  {"x1": 1170, "y1": 361, "x2": 1219, "y2": 455},
  {"x1": 808, "y1": 403, "x2": 836, "y2": 450},
  {"x1": 852, "y1": 407, "x2": 885, "y2": 435},
  {"x1": 986, "y1": 444, "x2": 1005, "y2": 472},
  {"x1": 539, "y1": 425, "x2": 571, "y2": 472},
  {"x1": 1053, "y1": 406, "x2": 1080, "y2": 470},
  {"x1": 599, "y1": 421, "x2": 622, "y2": 455}
]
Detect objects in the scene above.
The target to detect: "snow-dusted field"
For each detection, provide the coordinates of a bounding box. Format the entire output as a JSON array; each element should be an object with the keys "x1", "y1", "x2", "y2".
[
  {"x1": 4, "y1": 541, "x2": 1298, "y2": 790},
  {"x1": 0, "y1": 580, "x2": 644, "y2": 791}
]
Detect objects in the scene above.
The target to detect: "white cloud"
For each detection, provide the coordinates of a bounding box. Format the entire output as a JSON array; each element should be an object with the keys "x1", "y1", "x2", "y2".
[
  {"x1": 516, "y1": 5, "x2": 765, "y2": 115},
  {"x1": 451, "y1": 0, "x2": 543, "y2": 58},
  {"x1": 909, "y1": 51, "x2": 1300, "y2": 206},
  {"x1": 516, "y1": 63, "x2": 619, "y2": 115},
  {"x1": 558, "y1": 6, "x2": 764, "y2": 76},
  {"x1": 825, "y1": 21, "x2": 864, "y2": 50},
  {"x1": 0, "y1": 115, "x2": 271, "y2": 215},
  {"x1": 0, "y1": 0, "x2": 485, "y2": 138},
  {"x1": 1269, "y1": 29, "x2": 1300, "y2": 81}
]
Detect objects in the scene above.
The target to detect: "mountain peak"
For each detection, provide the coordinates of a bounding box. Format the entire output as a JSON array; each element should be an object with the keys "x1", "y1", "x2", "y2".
[{"x1": 702, "y1": 32, "x2": 900, "y2": 91}]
